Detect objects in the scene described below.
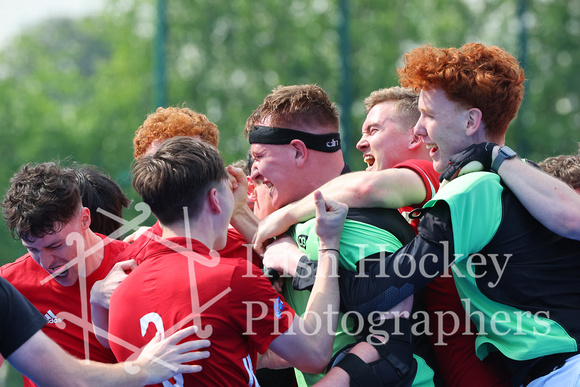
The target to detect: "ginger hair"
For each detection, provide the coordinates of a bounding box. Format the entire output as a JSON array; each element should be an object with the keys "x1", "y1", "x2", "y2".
[
  {"x1": 397, "y1": 43, "x2": 525, "y2": 142},
  {"x1": 133, "y1": 107, "x2": 219, "y2": 159}
]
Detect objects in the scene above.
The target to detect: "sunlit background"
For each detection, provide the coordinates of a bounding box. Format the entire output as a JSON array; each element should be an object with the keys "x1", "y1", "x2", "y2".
[{"x1": 1, "y1": 0, "x2": 579, "y2": 384}]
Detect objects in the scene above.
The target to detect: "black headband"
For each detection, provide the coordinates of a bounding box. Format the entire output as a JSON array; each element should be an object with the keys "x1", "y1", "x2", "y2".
[{"x1": 248, "y1": 125, "x2": 341, "y2": 153}]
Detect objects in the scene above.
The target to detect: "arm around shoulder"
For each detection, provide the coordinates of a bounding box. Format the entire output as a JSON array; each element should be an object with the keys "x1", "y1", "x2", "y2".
[{"x1": 498, "y1": 157, "x2": 580, "y2": 240}]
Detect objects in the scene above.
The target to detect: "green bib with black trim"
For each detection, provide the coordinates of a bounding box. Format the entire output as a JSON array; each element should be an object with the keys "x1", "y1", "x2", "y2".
[{"x1": 424, "y1": 172, "x2": 577, "y2": 360}]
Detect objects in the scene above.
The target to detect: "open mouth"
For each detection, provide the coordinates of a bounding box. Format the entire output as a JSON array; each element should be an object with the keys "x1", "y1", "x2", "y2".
[
  {"x1": 425, "y1": 143, "x2": 439, "y2": 156},
  {"x1": 49, "y1": 265, "x2": 69, "y2": 279},
  {"x1": 363, "y1": 155, "x2": 375, "y2": 170}
]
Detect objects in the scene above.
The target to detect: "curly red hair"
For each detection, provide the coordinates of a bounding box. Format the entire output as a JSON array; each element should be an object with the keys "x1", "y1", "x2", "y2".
[
  {"x1": 133, "y1": 107, "x2": 219, "y2": 159},
  {"x1": 397, "y1": 43, "x2": 525, "y2": 141}
]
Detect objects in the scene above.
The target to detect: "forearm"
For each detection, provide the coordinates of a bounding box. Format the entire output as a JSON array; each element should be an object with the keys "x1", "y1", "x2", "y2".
[
  {"x1": 303, "y1": 249, "x2": 340, "y2": 331},
  {"x1": 299, "y1": 249, "x2": 340, "y2": 365},
  {"x1": 89, "y1": 277, "x2": 114, "y2": 349},
  {"x1": 255, "y1": 171, "x2": 424, "y2": 251},
  {"x1": 257, "y1": 350, "x2": 293, "y2": 370},
  {"x1": 498, "y1": 157, "x2": 580, "y2": 240},
  {"x1": 9, "y1": 324, "x2": 208, "y2": 387},
  {"x1": 73, "y1": 360, "x2": 152, "y2": 387},
  {"x1": 270, "y1": 249, "x2": 340, "y2": 373},
  {"x1": 286, "y1": 170, "x2": 427, "y2": 221},
  {"x1": 90, "y1": 302, "x2": 111, "y2": 349},
  {"x1": 230, "y1": 205, "x2": 260, "y2": 243},
  {"x1": 9, "y1": 332, "x2": 144, "y2": 387}
]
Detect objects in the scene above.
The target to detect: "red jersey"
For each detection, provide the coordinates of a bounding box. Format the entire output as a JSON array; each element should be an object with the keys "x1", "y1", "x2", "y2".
[
  {"x1": 0, "y1": 235, "x2": 127, "y2": 387},
  {"x1": 109, "y1": 236, "x2": 294, "y2": 387},
  {"x1": 121, "y1": 221, "x2": 262, "y2": 268},
  {"x1": 393, "y1": 159, "x2": 440, "y2": 233}
]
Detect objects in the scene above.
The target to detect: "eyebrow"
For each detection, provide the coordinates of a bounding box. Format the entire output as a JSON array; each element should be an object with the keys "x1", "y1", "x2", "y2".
[
  {"x1": 420, "y1": 105, "x2": 435, "y2": 115},
  {"x1": 251, "y1": 146, "x2": 266, "y2": 157},
  {"x1": 24, "y1": 239, "x2": 64, "y2": 250}
]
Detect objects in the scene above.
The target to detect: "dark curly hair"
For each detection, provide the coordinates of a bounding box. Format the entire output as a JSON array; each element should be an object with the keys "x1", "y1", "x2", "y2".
[
  {"x1": 397, "y1": 43, "x2": 525, "y2": 142},
  {"x1": 2, "y1": 162, "x2": 81, "y2": 242}
]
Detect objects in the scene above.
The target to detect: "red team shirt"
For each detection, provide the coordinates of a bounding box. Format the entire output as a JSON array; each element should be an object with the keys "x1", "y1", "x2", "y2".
[
  {"x1": 393, "y1": 158, "x2": 440, "y2": 233},
  {"x1": 0, "y1": 235, "x2": 127, "y2": 387},
  {"x1": 119, "y1": 221, "x2": 263, "y2": 268},
  {"x1": 109, "y1": 236, "x2": 294, "y2": 387}
]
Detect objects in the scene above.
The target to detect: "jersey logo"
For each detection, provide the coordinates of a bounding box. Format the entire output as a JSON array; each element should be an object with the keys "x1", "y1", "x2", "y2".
[
  {"x1": 44, "y1": 310, "x2": 63, "y2": 324},
  {"x1": 297, "y1": 234, "x2": 308, "y2": 249},
  {"x1": 274, "y1": 297, "x2": 285, "y2": 319}
]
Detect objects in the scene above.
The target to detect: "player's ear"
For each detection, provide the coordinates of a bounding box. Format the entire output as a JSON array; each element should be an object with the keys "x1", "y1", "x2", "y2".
[
  {"x1": 465, "y1": 108, "x2": 483, "y2": 137},
  {"x1": 208, "y1": 188, "x2": 222, "y2": 215},
  {"x1": 80, "y1": 207, "x2": 91, "y2": 230},
  {"x1": 408, "y1": 132, "x2": 423, "y2": 151},
  {"x1": 290, "y1": 140, "x2": 308, "y2": 167}
]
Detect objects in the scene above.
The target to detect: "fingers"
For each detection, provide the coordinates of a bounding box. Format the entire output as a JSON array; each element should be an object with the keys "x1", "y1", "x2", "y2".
[
  {"x1": 175, "y1": 338, "x2": 212, "y2": 353},
  {"x1": 123, "y1": 226, "x2": 152, "y2": 243},
  {"x1": 116, "y1": 259, "x2": 137, "y2": 272},
  {"x1": 177, "y1": 364, "x2": 203, "y2": 374},
  {"x1": 123, "y1": 233, "x2": 136, "y2": 243},
  {"x1": 253, "y1": 232, "x2": 266, "y2": 254},
  {"x1": 165, "y1": 326, "x2": 198, "y2": 344},
  {"x1": 439, "y1": 165, "x2": 460, "y2": 183},
  {"x1": 254, "y1": 229, "x2": 274, "y2": 255},
  {"x1": 227, "y1": 165, "x2": 246, "y2": 183},
  {"x1": 314, "y1": 190, "x2": 347, "y2": 216},
  {"x1": 324, "y1": 197, "x2": 348, "y2": 215},
  {"x1": 273, "y1": 278, "x2": 284, "y2": 293},
  {"x1": 178, "y1": 348, "x2": 210, "y2": 363},
  {"x1": 313, "y1": 190, "x2": 325, "y2": 218},
  {"x1": 458, "y1": 160, "x2": 484, "y2": 176},
  {"x1": 227, "y1": 165, "x2": 248, "y2": 192},
  {"x1": 226, "y1": 171, "x2": 237, "y2": 191}
]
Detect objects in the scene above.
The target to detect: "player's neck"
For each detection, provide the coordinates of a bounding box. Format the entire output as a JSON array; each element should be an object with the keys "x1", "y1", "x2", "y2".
[
  {"x1": 159, "y1": 216, "x2": 216, "y2": 251},
  {"x1": 82, "y1": 230, "x2": 106, "y2": 277}
]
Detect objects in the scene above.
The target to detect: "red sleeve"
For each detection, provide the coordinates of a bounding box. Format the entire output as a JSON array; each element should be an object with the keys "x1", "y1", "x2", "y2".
[
  {"x1": 229, "y1": 263, "x2": 294, "y2": 354},
  {"x1": 393, "y1": 159, "x2": 440, "y2": 206}
]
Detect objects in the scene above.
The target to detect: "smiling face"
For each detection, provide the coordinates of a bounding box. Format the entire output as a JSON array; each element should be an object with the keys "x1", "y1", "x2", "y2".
[
  {"x1": 249, "y1": 142, "x2": 301, "y2": 210},
  {"x1": 415, "y1": 89, "x2": 475, "y2": 172},
  {"x1": 248, "y1": 116, "x2": 311, "y2": 210},
  {"x1": 21, "y1": 209, "x2": 88, "y2": 287},
  {"x1": 357, "y1": 101, "x2": 416, "y2": 171}
]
